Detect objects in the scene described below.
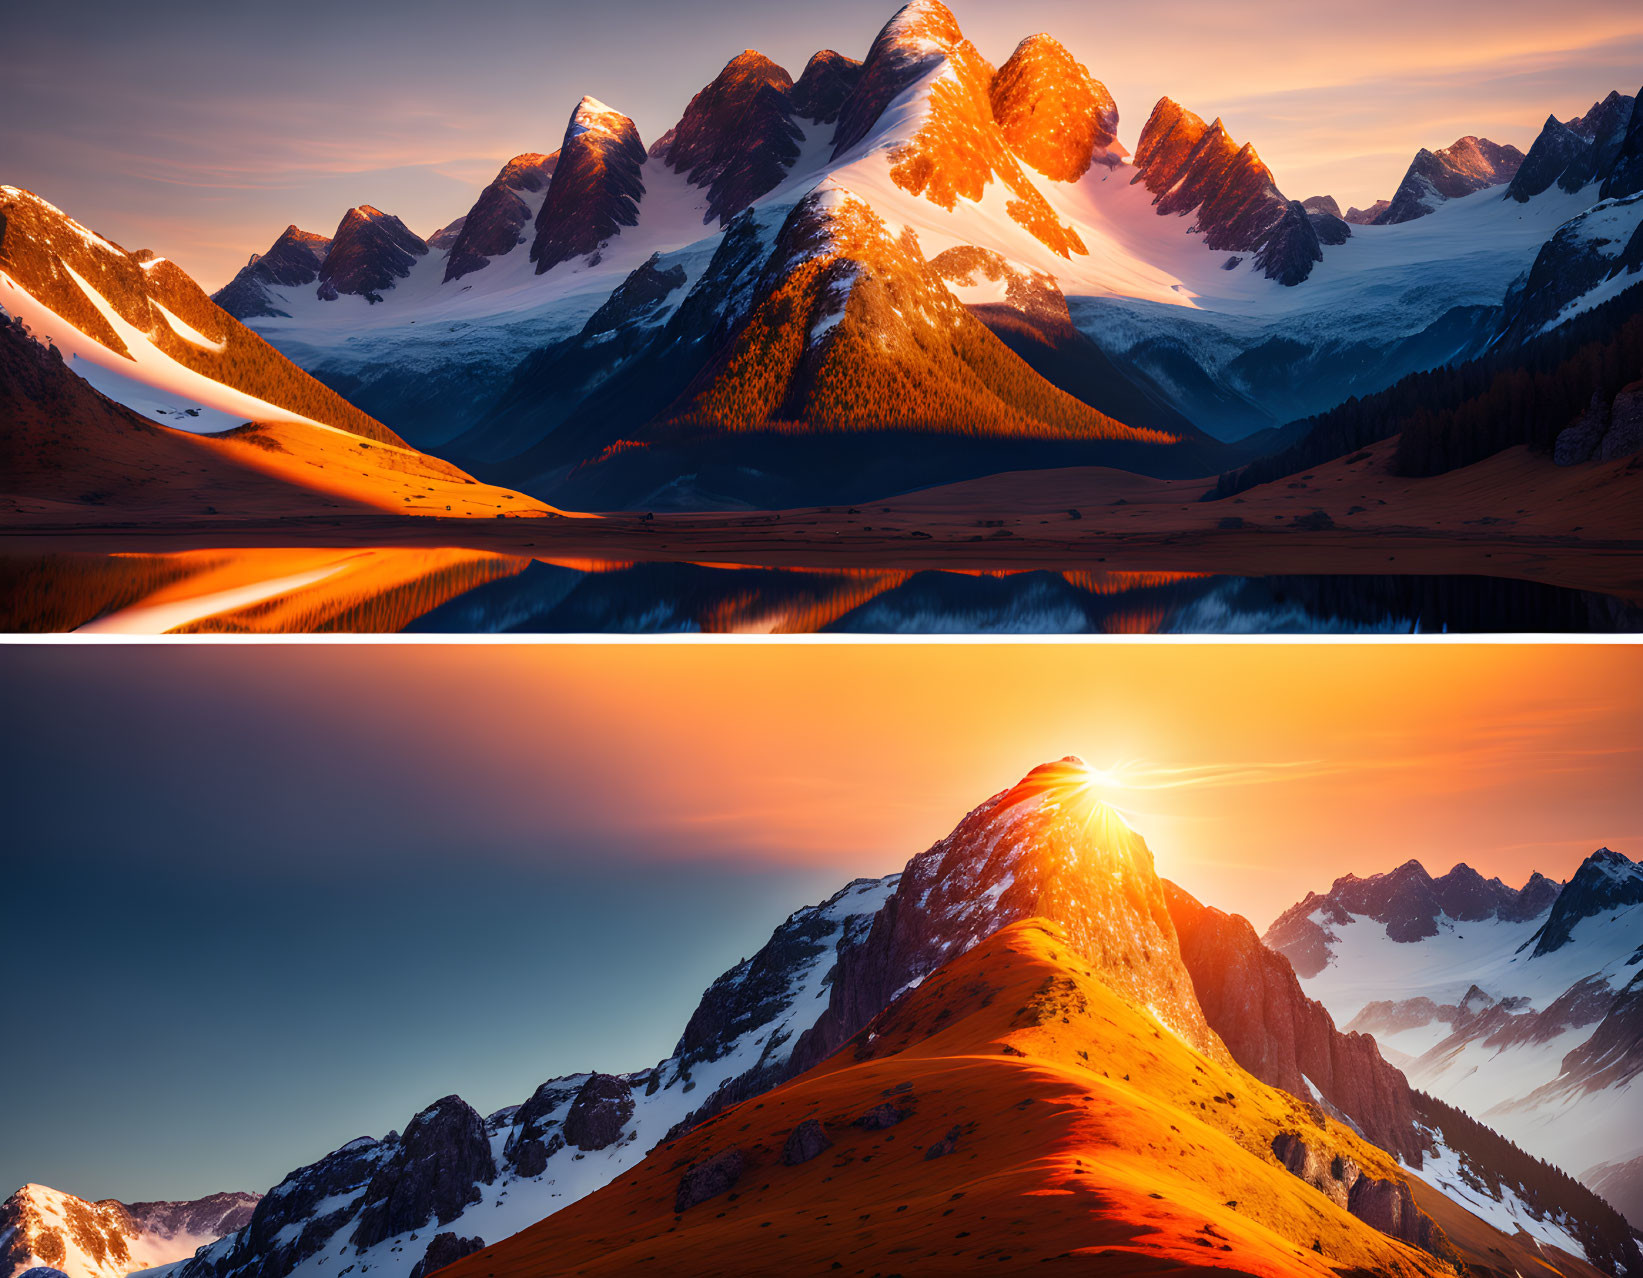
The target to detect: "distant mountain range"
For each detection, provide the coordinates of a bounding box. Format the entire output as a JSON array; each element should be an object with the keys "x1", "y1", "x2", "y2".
[
  {"x1": 4, "y1": 0, "x2": 1641, "y2": 516},
  {"x1": 154, "y1": 0, "x2": 1638, "y2": 508},
  {"x1": 25, "y1": 761, "x2": 1627, "y2": 1278},
  {"x1": 1265, "y1": 847, "x2": 1643, "y2": 1223},
  {"x1": 0, "y1": 1185, "x2": 258, "y2": 1278}
]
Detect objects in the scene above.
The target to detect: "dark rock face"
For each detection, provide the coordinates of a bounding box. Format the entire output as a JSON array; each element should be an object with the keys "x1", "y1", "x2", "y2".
[
  {"x1": 1531, "y1": 848, "x2": 1643, "y2": 956},
  {"x1": 654, "y1": 51, "x2": 803, "y2": 225},
  {"x1": 444, "y1": 152, "x2": 559, "y2": 281},
  {"x1": 1254, "y1": 201, "x2": 1324, "y2": 286},
  {"x1": 673, "y1": 1148, "x2": 743, "y2": 1213},
  {"x1": 923, "y1": 1126, "x2": 963, "y2": 1160},
  {"x1": 1499, "y1": 193, "x2": 1643, "y2": 344},
  {"x1": 790, "y1": 50, "x2": 862, "y2": 124},
  {"x1": 1131, "y1": 98, "x2": 1314, "y2": 282},
  {"x1": 791, "y1": 761, "x2": 1215, "y2": 1078},
  {"x1": 562, "y1": 1074, "x2": 634, "y2": 1151},
  {"x1": 212, "y1": 226, "x2": 331, "y2": 319},
  {"x1": 318, "y1": 206, "x2": 428, "y2": 298},
  {"x1": 781, "y1": 1119, "x2": 832, "y2": 1165},
  {"x1": 830, "y1": 3, "x2": 960, "y2": 158},
  {"x1": 177, "y1": 1139, "x2": 386, "y2": 1278},
  {"x1": 1301, "y1": 195, "x2": 1342, "y2": 218},
  {"x1": 1307, "y1": 211, "x2": 1351, "y2": 246},
  {"x1": 989, "y1": 34, "x2": 1120, "y2": 183},
  {"x1": 406, "y1": 1233, "x2": 484, "y2": 1278},
  {"x1": 1374, "y1": 136, "x2": 1525, "y2": 224},
  {"x1": 1343, "y1": 200, "x2": 1389, "y2": 225},
  {"x1": 1271, "y1": 1133, "x2": 1454, "y2": 1260},
  {"x1": 1600, "y1": 84, "x2": 1643, "y2": 200},
  {"x1": 582, "y1": 254, "x2": 687, "y2": 335},
  {"x1": 1508, "y1": 115, "x2": 1594, "y2": 201},
  {"x1": 1557, "y1": 382, "x2": 1643, "y2": 463},
  {"x1": 350, "y1": 1097, "x2": 495, "y2": 1249},
  {"x1": 531, "y1": 98, "x2": 648, "y2": 273},
  {"x1": 1167, "y1": 883, "x2": 1422, "y2": 1162},
  {"x1": 1264, "y1": 859, "x2": 1563, "y2": 975}
]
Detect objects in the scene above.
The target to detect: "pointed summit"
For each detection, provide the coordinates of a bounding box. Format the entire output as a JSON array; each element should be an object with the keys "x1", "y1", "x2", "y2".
[
  {"x1": 529, "y1": 97, "x2": 647, "y2": 274},
  {"x1": 1375, "y1": 135, "x2": 1524, "y2": 224},
  {"x1": 213, "y1": 225, "x2": 331, "y2": 318},
  {"x1": 317, "y1": 205, "x2": 427, "y2": 299},
  {"x1": 443, "y1": 151, "x2": 558, "y2": 282},
  {"x1": 789, "y1": 49, "x2": 862, "y2": 124},
  {"x1": 990, "y1": 34, "x2": 1121, "y2": 183},
  {"x1": 788, "y1": 759, "x2": 1218, "y2": 1075},
  {"x1": 653, "y1": 49, "x2": 802, "y2": 225}
]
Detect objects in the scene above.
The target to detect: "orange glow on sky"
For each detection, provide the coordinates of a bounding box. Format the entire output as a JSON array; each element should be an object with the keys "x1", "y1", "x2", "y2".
[{"x1": 265, "y1": 642, "x2": 1640, "y2": 930}]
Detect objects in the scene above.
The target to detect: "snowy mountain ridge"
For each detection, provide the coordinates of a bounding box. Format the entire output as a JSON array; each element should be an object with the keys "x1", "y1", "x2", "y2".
[
  {"x1": 0, "y1": 1184, "x2": 258, "y2": 1278},
  {"x1": 1264, "y1": 848, "x2": 1643, "y2": 1220}
]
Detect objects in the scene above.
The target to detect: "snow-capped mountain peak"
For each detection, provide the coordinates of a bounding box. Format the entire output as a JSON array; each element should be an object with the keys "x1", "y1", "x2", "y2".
[{"x1": 0, "y1": 1183, "x2": 259, "y2": 1278}]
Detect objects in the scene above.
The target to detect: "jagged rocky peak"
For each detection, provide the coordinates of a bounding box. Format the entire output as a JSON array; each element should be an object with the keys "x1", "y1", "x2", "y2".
[
  {"x1": 443, "y1": 151, "x2": 560, "y2": 282},
  {"x1": 788, "y1": 758, "x2": 1218, "y2": 1075},
  {"x1": 316, "y1": 205, "x2": 427, "y2": 300},
  {"x1": 827, "y1": 1, "x2": 1087, "y2": 258},
  {"x1": 1504, "y1": 92, "x2": 1635, "y2": 202},
  {"x1": 1302, "y1": 194, "x2": 1342, "y2": 218},
  {"x1": 831, "y1": 0, "x2": 970, "y2": 157},
  {"x1": 989, "y1": 34, "x2": 1120, "y2": 183},
  {"x1": 530, "y1": 96, "x2": 647, "y2": 274},
  {"x1": 1600, "y1": 83, "x2": 1643, "y2": 200},
  {"x1": 1263, "y1": 858, "x2": 1568, "y2": 977},
  {"x1": 349, "y1": 1096, "x2": 495, "y2": 1250},
  {"x1": 1532, "y1": 847, "x2": 1643, "y2": 957},
  {"x1": 212, "y1": 225, "x2": 332, "y2": 319},
  {"x1": 789, "y1": 50, "x2": 862, "y2": 124},
  {"x1": 1344, "y1": 199, "x2": 1390, "y2": 225},
  {"x1": 653, "y1": 50, "x2": 802, "y2": 225},
  {"x1": 1131, "y1": 98, "x2": 1313, "y2": 280},
  {"x1": 1375, "y1": 135, "x2": 1525, "y2": 224}
]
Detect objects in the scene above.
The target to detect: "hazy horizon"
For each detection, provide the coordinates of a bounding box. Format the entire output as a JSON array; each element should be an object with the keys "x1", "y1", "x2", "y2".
[{"x1": 4, "y1": 0, "x2": 1641, "y2": 289}]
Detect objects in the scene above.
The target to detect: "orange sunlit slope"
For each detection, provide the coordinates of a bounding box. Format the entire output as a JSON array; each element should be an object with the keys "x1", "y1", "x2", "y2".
[{"x1": 438, "y1": 919, "x2": 1463, "y2": 1277}]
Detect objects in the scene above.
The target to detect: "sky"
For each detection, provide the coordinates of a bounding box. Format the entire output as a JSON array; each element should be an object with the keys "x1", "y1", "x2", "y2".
[
  {"x1": 2, "y1": 641, "x2": 1639, "y2": 1205},
  {"x1": 4, "y1": 0, "x2": 1641, "y2": 288}
]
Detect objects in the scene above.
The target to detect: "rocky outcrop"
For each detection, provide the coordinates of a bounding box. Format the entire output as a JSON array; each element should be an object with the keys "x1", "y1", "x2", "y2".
[
  {"x1": 1167, "y1": 883, "x2": 1422, "y2": 1162},
  {"x1": 1530, "y1": 848, "x2": 1643, "y2": 955},
  {"x1": 350, "y1": 1097, "x2": 495, "y2": 1249},
  {"x1": 406, "y1": 1233, "x2": 483, "y2": 1278},
  {"x1": 1301, "y1": 195, "x2": 1342, "y2": 218},
  {"x1": 1130, "y1": 98, "x2": 1311, "y2": 281},
  {"x1": 653, "y1": 51, "x2": 802, "y2": 225},
  {"x1": 530, "y1": 97, "x2": 647, "y2": 274},
  {"x1": 790, "y1": 50, "x2": 862, "y2": 124},
  {"x1": 561, "y1": 1074, "x2": 634, "y2": 1151},
  {"x1": 673, "y1": 1148, "x2": 743, "y2": 1212},
  {"x1": 1375, "y1": 136, "x2": 1524, "y2": 224},
  {"x1": 317, "y1": 206, "x2": 427, "y2": 299},
  {"x1": 989, "y1": 34, "x2": 1120, "y2": 182},
  {"x1": 444, "y1": 152, "x2": 558, "y2": 281},
  {"x1": 1264, "y1": 860, "x2": 1562, "y2": 976},
  {"x1": 1271, "y1": 1133, "x2": 1454, "y2": 1260},
  {"x1": 1253, "y1": 200, "x2": 1324, "y2": 286},
  {"x1": 1556, "y1": 381, "x2": 1643, "y2": 463},
  {"x1": 790, "y1": 759, "x2": 1217, "y2": 1076},
  {"x1": 781, "y1": 1119, "x2": 832, "y2": 1165},
  {"x1": 212, "y1": 226, "x2": 331, "y2": 318},
  {"x1": 1343, "y1": 200, "x2": 1389, "y2": 225}
]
